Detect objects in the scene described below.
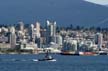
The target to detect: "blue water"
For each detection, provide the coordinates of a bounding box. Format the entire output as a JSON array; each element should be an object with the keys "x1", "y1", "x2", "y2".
[{"x1": 0, "y1": 54, "x2": 108, "y2": 71}]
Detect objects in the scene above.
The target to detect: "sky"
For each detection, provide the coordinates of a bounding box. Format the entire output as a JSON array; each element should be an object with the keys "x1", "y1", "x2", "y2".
[{"x1": 84, "y1": 0, "x2": 108, "y2": 5}]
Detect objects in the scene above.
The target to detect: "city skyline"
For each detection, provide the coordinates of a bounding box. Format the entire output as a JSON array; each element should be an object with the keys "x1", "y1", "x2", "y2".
[
  {"x1": 0, "y1": 0, "x2": 108, "y2": 71},
  {"x1": 0, "y1": 20, "x2": 107, "y2": 54}
]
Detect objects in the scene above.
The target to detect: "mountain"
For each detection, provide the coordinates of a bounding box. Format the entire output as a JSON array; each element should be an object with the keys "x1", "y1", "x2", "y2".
[
  {"x1": 105, "y1": 5, "x2": 108, "y2": 7},
  {"x1": 0, "y1": 0, "x2": 108, "y2": 28}
]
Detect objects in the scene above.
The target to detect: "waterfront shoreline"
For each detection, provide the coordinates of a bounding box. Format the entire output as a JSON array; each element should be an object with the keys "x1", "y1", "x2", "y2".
[{"x1": 0, "y1": 52, "x2": 107, "y2": 56}]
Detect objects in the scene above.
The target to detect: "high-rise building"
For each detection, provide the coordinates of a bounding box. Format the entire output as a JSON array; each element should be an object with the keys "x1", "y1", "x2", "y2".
[
  {"x1": 46, "y1": 20, "x2": 56, "y2": 44},
  {"x1": 35, "y1": 22, "x2": 41, "y2": 38},
  {"x1": 56, "y1": 34, "x2": 63, "y2": 45},
  {"x1": 10, "y1": 26, "x2": 16, "y2": 48},
  {"x1": 46, "y1": 20, "x2": 56, "y2": 36},
  {"x1": 17, "y1": 22, "x2": 25, "y2": 41},
  {"x1": 95, "y1": 33, "x2": 103, "y2": 48},
  {"x1": 29, "y1": 24, "x2": 35, "y2": 42},
  {"x1": 18, "y1": 21, "x2": 24, "y2": 31}
]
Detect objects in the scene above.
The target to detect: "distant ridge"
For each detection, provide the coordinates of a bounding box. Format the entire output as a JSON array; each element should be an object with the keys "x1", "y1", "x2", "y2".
[
  {"x1": 105, "y1": 5, "x2": 108, "y2": 7},
  {"x1": 0, "y1": 0, "x2": 108, "y2": 28}
]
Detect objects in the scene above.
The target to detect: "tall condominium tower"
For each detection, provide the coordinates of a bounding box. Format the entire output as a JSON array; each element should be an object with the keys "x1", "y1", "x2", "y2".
[
  {"x1": 46, "y1": 20, "x2": 56, "y2": 44},
  {"x1": 35, "y1": 22, "x2": 41, "y2": 38},
  {"x1": 56, "y1": 34, "x2": 63, "y2": 45},
  {"x1": 95, "y1": 33, "x2": 103, "y2": 48},
  {"x1": 18, "y1": 21, "x2": 24, "y2": 31},
  {"x1": 34, "y1": 22, "x2": 41, "y2": 48},
  {"x1": 17, "y1": 22, "x2": 25, "y2": 40},
  {"x1": 29, "y1": 24, "x2": 35, "y2": 42},
  {"x1": 10, "y1": 26, "x2": 16, "y2": 48}
]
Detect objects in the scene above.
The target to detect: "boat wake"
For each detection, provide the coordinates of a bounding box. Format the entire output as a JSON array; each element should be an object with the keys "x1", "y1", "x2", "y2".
[
  {"x1": 0, "y1": 59, "x2": 56, "y2": 62},
  {"x1": 32, "y1": 59, "x2": 56, "y2": 62},
  {"x1": 0, "y1": 59, "x2": 32, "y2": 62},
  {"x1": 32, "y1": 59, "x2": 38, "y2": 62}
]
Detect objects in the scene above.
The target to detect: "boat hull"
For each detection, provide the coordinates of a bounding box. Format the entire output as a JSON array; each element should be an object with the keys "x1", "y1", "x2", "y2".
[{"x1": 61, "y1": 51, "x2": 79, "y2": 56}]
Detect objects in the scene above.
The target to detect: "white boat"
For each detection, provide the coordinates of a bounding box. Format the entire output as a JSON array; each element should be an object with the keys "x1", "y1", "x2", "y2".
[
  {"x1": 33, "y1": 51, "x2": 56, "y2": 62},
  {"x1": 33, "y1": 55, "x2": 56, "y2": 61}
]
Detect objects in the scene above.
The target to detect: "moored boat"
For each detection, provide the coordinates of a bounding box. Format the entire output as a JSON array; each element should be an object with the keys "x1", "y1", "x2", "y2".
[
  {"x1": 61, "y1": 51, "x2": 79, "y2": 55},
  {"x1": 79, "y1": 51, "x2": 97, "y2": 56}
]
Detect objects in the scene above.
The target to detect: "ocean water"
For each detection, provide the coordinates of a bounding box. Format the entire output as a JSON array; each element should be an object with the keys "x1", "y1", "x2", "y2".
[{"x1": 0, "y1": 54, "x2": 108, "y2": 71}]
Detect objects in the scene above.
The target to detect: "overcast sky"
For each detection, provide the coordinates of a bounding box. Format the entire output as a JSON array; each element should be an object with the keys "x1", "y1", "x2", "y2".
[{"x1": 85, "y1": 0, "x2": 108, "y2": 5}]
